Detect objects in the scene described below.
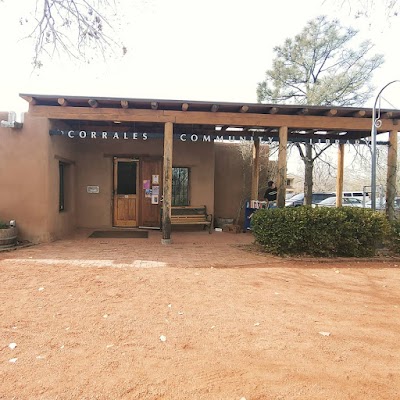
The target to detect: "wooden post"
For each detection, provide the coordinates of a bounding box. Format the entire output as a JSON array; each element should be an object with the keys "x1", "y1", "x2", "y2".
[
  {"x1": 336, "y1": 144, "x2": 344, "y2": 207},
  {"x1": 162, "y1": 122, "x2": 174, "y2": 244},
  {"x1": 251, "y1": 140, "x2": 260, "y2": 201},
  {"x1": 386, "y1": 129, "x2": 398, "y2": 221},
  {"x1": 276, "y1": 126, "x2": 288, "y2": 207}
]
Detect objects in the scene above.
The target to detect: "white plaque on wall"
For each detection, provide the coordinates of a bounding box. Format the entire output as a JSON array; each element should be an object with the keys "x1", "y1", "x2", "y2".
[{"x1": 87, "y1": 186, "x2": 100, "y2": 194}]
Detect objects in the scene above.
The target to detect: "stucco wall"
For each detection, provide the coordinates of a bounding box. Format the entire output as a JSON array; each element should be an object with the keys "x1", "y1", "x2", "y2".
[
  {"x1": 59, "y1": 136, "x2": 214, "y2": 230},
  {"x1": 0, "y1": 116, "x2": 215, "y2": 242},
  {"x1": 173, "y1": 140, "x2": 215, "y2": 214},
  {"x1": 214, "y1": 142, "x2": 272, "y2": 226},
  {"x1": 0, "y1": 114, "x2": 51, "y2": 242},
  {"x1": 48, "y1": 121, "x2": 79, "y2": 240}
]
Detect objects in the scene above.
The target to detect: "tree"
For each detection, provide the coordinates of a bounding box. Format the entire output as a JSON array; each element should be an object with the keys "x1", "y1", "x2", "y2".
[
  {"x1": 2, "y1": 0, "x2": 126, "y2": 68},
  {"x1": 329, "y1": 0, "x2": 399, "y2": 19},
  {"x1": 257, "y1": 15, "x2": 384, "y2": 205}
]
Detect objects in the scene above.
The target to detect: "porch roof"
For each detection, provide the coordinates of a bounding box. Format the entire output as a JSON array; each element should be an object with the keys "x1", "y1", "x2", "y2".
[{"x1": 20, "y1": 93, "x2": 400, "y2": 140}]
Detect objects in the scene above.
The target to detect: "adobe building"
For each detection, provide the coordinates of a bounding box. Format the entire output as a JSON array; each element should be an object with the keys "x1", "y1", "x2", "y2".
[{"x1": 0, "y1": 94, "x2": 399, "y2": 244}]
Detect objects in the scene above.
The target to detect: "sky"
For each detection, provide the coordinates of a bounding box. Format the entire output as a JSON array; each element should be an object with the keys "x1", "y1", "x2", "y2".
[{"x1": 1, "y1": 0, "x2": 400, "y2": 118}]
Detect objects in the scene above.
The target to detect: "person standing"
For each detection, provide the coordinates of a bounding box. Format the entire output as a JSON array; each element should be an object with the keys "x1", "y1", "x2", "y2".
[{"x1": 263, "y1": 180, "x2": 277, "y2": 208}]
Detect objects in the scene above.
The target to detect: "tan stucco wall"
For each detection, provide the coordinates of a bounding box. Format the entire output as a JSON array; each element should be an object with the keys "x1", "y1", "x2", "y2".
[
  {"x1": 72, "y1": 137, "x2": 164, "y2": 228},
  {"x1": 0, "y1": 114, "x2": 51, "y2": 242},
  {"x1": 214, "y1": 142, "x2": 273, "y2": 226},
  {"x1": 48, "y1": 121, "x2": 79, "y2": 240},
  {"x1": 173, "y1": 140, "x2": 215, "y2": 214},
  {"x1": 71, "y1": 138, "x2": 214, "y2": 228},
  {"x1": 1, "y1": 116, "x2": 215, "y2": 242},
  {"x1": 214, "y1": 143, "x2": 250, "y2": 225}
]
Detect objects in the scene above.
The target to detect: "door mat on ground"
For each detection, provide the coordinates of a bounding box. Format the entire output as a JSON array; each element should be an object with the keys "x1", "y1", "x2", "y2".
[{"x1": 89, "y1": 230, "x2": 148, "y2": 239}]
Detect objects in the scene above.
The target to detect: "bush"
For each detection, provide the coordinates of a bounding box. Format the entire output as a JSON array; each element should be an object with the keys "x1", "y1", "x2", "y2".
[
  {"x1": 387, "y1": 219, "x2": 400, "y2": 254},
  {"x1": 251, "y1": 206, "x2": 390, "y2": 257},
  {"x1": 0, "y1": 220, "x2": 9, "y2": 229}
]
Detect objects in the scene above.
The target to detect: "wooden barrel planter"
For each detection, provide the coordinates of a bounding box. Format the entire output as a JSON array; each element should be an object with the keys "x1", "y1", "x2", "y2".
[{"x1": 0, "y1": 226, "x2": 18, "y2": 249}]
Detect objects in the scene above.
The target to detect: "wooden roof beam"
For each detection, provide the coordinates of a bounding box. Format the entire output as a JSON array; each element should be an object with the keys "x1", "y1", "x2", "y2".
[
  {"x1": 25, "y1": 96, "x2": 37, "y2": 106},
  {"x1": 88, "y1": 99, "x2": 98, "y2": 108},
  {"x1": 298, "y1": 108, "x2": 309, "y2": 115},
  {"x1": 352, "y1": 110, "x2": 366, "y2": 118},
  {"x1": 58, "y1": 98, "x2": 68, "y2": 107},
  {"x1": 182, "y1": 103, "x2": 189, "y2": 111},
  {"x1": 211, "y1": 104, "x2": 219, "y2": 112},
  {"x1": 240, "y1": 105, "x2": 249, "y2": 113},
  {"x1": 269, "y1": 107, "x2": 279, "y2": 114},
  {"x1": 121, "y1": 100, "x2": 129, "y2": 109},
  {"x1": 151, "y1": 101, "x2": 159, "y2": 110},
  {"x1": 325, "y1": 109, "x2": 338, "y2": 116},
  {"x1": 29, "y1": 106, "x2": 399, "y2": 132},
  {"x1": 382, "y1": 111, "x2": 394, "y2": 119}
]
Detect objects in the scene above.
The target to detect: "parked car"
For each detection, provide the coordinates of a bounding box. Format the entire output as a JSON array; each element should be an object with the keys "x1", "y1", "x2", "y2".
[
  {"x1": 343, "y1": 191, "x2": 370, "y2": 201},
  {"x1": 313, "y1": 196, "x2": 363, "y2": 208},
  {"x1": 285, "y1": 192, "x2": 334, "y2": 207},
  {"x1": 364, "y1": 197, "x2": 400, "y2": 210}
]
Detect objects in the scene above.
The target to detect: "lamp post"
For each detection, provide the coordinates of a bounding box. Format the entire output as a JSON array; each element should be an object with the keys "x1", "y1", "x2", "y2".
[{"x1": 371, "y1": 80, "x2": 400, "y2": 210}]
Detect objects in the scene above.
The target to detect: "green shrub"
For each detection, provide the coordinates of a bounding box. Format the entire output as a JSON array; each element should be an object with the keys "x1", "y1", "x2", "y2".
[
  {"x1": 251, "y1": 206, "x2": 390, "y2": 257},
  {"x1": 387, "y1": 219, "x2": 400, "y2": 254},
  {"x1": 0, "y1": 220, "x2": 9, "y2": 229}
]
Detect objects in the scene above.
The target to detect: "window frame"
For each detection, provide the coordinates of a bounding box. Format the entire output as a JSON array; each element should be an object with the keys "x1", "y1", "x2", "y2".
[{"x1": 59, "y1": 162, "x2": 65, "y2": 212}]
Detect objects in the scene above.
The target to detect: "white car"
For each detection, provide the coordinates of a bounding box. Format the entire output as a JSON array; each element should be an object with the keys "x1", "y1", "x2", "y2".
[{"x1": 313, "y1": 196, "x2": 363, "y2": 208}]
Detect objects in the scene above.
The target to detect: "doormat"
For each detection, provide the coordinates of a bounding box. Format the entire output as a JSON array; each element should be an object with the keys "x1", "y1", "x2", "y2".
[{"x1": 89, "y1": 230, "x2": 148, "y2": 239}]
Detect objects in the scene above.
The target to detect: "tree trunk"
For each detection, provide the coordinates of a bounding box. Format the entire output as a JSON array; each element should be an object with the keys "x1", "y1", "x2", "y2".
[{"x1": 304, "y1": 144, "x2": 314, "y2": 205}]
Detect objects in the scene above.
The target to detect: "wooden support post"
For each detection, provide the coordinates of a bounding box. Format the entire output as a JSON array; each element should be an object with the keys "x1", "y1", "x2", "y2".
[
  {"x1": 276, "y1": 126, "x2": 288, "y2": 207},
  {"x1": 336, "y1": 143, "x2": 344, "y2": 207},
  {"x1": 386, "y1": 129, "x2": 398, "y2": 221},
  {"x1": 162, "y1": 122, "x2": 174, "y2": 244},
  {"x1": 251, "y1": 140, "x2": 260, "y2": 201}
]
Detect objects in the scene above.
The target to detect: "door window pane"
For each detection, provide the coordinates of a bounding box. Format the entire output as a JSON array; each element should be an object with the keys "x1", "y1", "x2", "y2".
[{"x1": 117, "y1": 162, "x2": 137, "y2": 194}]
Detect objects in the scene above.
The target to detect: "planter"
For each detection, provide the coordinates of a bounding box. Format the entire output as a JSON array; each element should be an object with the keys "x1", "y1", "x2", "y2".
[{"x1": 0, "y1": 226, "x2": 18, "y2": 249}]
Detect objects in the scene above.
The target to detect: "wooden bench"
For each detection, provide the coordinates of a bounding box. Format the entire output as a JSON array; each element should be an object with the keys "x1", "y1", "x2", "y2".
[{"x1": 161, "y1": 206, "x2": 213, "y2": 233}]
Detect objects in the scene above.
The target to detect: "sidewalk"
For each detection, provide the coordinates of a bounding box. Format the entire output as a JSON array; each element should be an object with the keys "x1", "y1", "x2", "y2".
[{"x1": 0, "y1": 229, "x2": 273, "y2": 269}]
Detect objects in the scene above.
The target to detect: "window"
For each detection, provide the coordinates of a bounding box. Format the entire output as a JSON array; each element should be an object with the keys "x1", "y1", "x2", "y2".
[
  {"x1": 172, "y1": 167, "x2": 189, "y2": 206},
  {"x1": 59, "y1": 162, "x2": 65, "y2": 211}
]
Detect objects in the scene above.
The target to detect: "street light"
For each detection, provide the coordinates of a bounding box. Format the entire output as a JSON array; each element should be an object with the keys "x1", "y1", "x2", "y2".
[{"x1": 370, "y1": 80, "x2": 400, "y2": 211}]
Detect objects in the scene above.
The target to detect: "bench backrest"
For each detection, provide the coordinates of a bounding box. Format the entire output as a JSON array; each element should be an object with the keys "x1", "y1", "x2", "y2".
[{"x1": 171, "y1": 206, "x2": 207, "y2": 216}]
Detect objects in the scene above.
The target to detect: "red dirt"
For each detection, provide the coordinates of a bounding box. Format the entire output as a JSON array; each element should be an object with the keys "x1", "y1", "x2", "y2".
[{"x1": 0, "y1": 229, "x2": 399, "y2": 399}]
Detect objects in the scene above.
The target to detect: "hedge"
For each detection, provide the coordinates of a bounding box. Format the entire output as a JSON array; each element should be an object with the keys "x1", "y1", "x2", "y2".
[{"x1": 251, "y1": 206, "x2": 390, "y2": 257}]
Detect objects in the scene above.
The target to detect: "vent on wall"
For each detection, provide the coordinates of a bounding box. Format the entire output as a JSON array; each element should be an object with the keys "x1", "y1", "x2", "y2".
[{"x1": 1, "y1": 111, "x2": 23, "y2": 129}]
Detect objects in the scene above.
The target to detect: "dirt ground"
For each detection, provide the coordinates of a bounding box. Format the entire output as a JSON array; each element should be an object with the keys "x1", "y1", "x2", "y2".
[{"x1": 0, "y1": 229, "x2": 399, "y2": 400}]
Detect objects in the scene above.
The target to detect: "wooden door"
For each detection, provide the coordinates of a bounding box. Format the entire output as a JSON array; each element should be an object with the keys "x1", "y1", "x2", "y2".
[
  {"x1": 139, "y1": 158, "x2": 163, "y2": 228},
  {"x1": 113, "y1": 158, "x2": 139, "y2": 227}
]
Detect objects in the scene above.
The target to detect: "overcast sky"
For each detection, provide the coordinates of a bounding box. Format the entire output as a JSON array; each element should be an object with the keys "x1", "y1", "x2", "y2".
[{"x1": 1, "y1": 0, "x2": 400, "y2": 115}]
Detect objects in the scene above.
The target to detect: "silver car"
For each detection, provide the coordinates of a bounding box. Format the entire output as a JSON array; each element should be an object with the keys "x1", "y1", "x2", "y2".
[{"x1": 313, "y1": 196, "x2": 363, "y2": 208}]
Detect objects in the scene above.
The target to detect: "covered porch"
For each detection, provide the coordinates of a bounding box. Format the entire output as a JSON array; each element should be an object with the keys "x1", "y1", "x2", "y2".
[{"x1": 20, "y1": 94, "x2": 400, "y2": 242}]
